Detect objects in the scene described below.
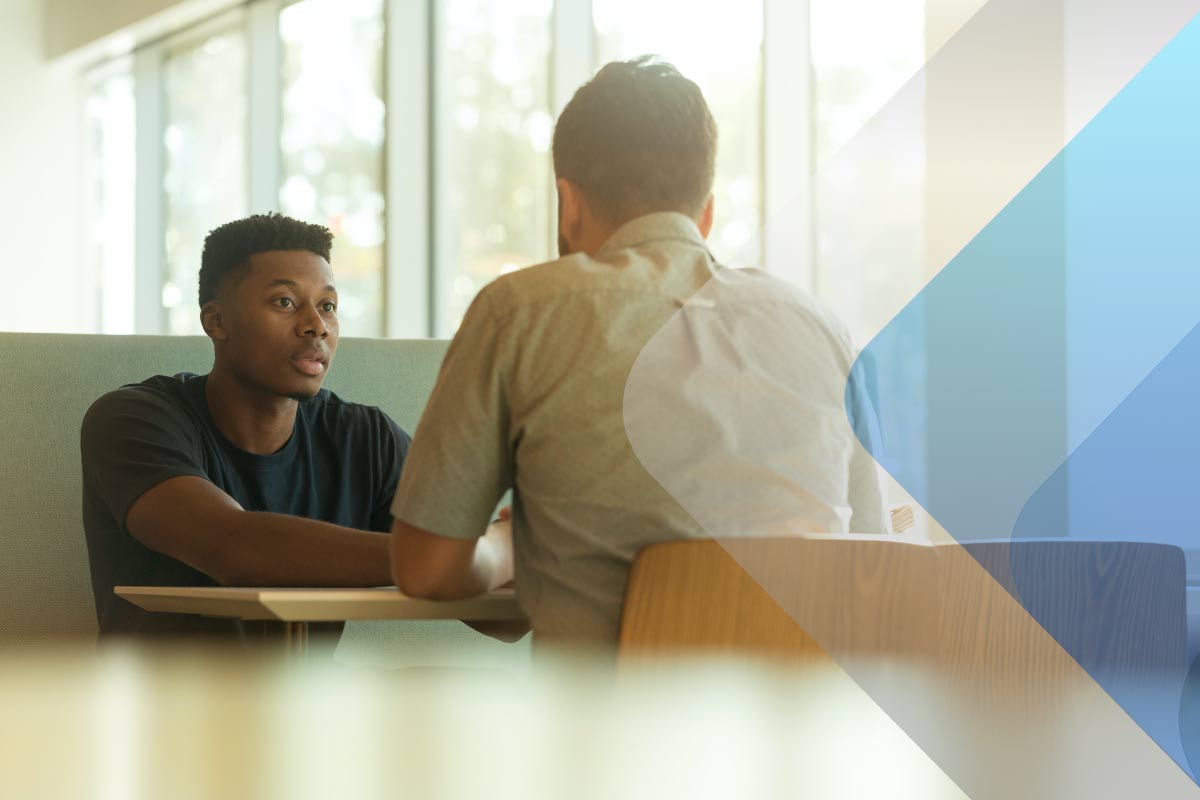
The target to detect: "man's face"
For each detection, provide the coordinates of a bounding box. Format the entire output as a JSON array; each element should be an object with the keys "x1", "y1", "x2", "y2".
[{"x1": 213, "y1": 250, "x2": 339, "y2": 400}]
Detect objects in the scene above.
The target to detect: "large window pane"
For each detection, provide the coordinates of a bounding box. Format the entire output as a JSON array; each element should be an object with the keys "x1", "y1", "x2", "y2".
[
  {"x1": 594, "y1": 0, "x2": 763, "y2": 269},
  {"x1": 812, "y1": 0, "x2": 925, "y2": 168},
  {"x1": 84, "y1": 64, "x2": 136, "y2": 334},
  {"x1": 280, "y1": 0, "x2": 385, "y2": 337},
  {"x1": 163, "y1": 26, "x2": 248, "y2": 335},
  {"x1": 437, "y1": 0, "x2": 554, "y2": 335}
]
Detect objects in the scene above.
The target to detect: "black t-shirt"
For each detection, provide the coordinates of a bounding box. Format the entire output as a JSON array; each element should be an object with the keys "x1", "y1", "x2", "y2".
[{"x1": 80, "y1": 373, "x2": 410, "y2": 638}]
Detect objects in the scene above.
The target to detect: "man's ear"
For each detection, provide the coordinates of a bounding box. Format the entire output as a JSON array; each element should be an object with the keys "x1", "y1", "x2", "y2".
[
  {"x1": 200, "y1": 301, "x2": 228, "y2": 341},
  {"x1": 556, "y1": 177, "x2": 584, "y2": 253},
  {"x1": 697, "y1": 193, "x2": 715, "y2": 239}
]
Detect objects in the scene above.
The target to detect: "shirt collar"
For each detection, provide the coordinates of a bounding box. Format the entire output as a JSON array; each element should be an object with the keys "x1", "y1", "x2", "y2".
[{"x1": 595, "y1": 211, "x2": 711, "y2": 259}]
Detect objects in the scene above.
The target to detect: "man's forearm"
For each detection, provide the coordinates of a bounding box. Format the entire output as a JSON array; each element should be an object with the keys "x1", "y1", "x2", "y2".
[
  {"x1": 389, "y1": 518, "x2": 513, "y2": 600},
  {"x1": 413, "y1": 535, "x2": 510, "y2": 600},
  {"x1": 206, "y1": 511, "x2": 393, "y2": 587}
]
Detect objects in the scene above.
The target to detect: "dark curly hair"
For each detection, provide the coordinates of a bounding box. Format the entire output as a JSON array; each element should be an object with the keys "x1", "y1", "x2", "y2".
[
  {"x1": 198, "y1": 213, "x2": 333, "y2": 306},
  {"x1": 552, "y1": 56, "x2": 717, "y2": 226}
]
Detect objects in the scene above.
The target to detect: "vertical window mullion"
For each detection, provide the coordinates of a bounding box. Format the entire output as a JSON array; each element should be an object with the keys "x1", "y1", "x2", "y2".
[
  {"x1": 247, "y1": 0, "x2": 283, "y2": 214},
  {"x1": 763, "y1": 0, "x2": 814, "y2": 291},
  {"x1": 133, "y1": 43, "x2": 166, "y2": 335},
  {"x1": 384, "y1": 0, "x2": 432, "y2": 338}
]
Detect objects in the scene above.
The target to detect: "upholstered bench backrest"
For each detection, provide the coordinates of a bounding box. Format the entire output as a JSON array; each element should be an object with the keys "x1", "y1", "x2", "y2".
[{"x1": 0, "y1": 333, "x2": 448, "y2": 642}]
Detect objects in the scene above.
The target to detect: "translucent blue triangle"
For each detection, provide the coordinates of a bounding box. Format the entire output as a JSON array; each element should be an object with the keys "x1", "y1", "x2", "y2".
[{"x1": 852, "y1": 10, "x2": 1200, "y2": 778}]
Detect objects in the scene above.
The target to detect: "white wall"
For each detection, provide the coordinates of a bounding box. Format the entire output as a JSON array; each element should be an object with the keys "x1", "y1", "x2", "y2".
[
  {"x1": 43, "y1": 0, "x2": 237, "y2": 59},
  {"x1": 45, "y1": 0, "x2": 184, "y2": 58},
  {"x1": 0, "y1": 0, "x2": 88, "y2": 333}
]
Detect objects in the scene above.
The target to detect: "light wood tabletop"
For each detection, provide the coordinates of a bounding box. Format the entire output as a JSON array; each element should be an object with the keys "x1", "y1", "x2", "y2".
[{"x1": 115, "y1": 586, "x2": 525, "y2": 623}]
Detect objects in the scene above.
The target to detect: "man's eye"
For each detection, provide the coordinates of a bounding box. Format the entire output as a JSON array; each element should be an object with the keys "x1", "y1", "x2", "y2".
[
  {"x1": 322, "y1": 302, "x2": 337, "y2": 313},
  {"x1": 276, "y1": 297, "x2": 294, "y2": 308}
]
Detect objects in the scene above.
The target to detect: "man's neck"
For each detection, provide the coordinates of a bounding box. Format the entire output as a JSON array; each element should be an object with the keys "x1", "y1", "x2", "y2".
[
  {"x1": 575, "y1": 223, "x2": 619, "y2": 258},
  {"x1": 204, "y1": 365, "x2": 299, "y2": 455}
]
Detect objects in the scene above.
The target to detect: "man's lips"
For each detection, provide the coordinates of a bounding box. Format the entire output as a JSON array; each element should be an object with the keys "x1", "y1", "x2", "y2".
[{"x1": 292, "y1": 352, "x2": 328, "y2": 376}]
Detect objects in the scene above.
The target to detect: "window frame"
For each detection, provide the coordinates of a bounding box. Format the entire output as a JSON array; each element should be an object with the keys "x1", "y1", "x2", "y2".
[
  {"x1": 94, "y1": 0, "x2": 807, "y2": 339},
  {"x1": 384, "y1": 0, "x2": 432, "y2": 338}
]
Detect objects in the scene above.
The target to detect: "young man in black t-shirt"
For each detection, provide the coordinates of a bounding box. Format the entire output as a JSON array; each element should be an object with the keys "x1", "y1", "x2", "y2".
[{"x1": 81, "y1": 214, "x2": 410, "y2": 638}]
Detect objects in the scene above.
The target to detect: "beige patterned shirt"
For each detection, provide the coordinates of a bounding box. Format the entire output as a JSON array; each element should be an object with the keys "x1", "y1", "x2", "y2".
[{"x1": 392, "y1": 212, "x2": 885, "y2": 645}]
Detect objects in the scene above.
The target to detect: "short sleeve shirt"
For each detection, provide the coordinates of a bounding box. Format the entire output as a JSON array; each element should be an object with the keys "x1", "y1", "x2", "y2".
[
  {"x1": 81, "y1": 373, "x2": 410, "y2": 638},
  {"x1": 391, "y1": 212, "x2": 884, "y2": 646}
]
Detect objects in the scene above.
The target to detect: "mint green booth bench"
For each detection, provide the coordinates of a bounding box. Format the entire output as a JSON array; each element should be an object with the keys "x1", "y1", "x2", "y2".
[{"x1": 0, "y1": 333, "x2": 529, "y2": 668}]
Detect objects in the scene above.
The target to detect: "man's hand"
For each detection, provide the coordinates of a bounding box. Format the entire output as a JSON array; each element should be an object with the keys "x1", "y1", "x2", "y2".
[
  {"x1": 483, "y1": 512, "x2": 514, "y2": 588},
  {"x1": 491, "y1": 507, "x2": 516, "y2": 589},
  {"x1": 390, "y1": 513, "x2": 514, "y2": 600},
  {"x1": 462, "y1": 506, "x2": 527, "y2": 640}
]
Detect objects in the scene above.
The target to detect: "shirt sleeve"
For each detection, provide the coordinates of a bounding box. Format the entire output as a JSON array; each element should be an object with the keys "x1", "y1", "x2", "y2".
[
  {"x1": 369, "y1": 411, "x2": 411, "y2": 533},
  {"x1": 80, "y1": 387, "x2": 209, "y2": 534},
  {"x1": 390, "y1": 288, "x2": 513, "y2": 540}
]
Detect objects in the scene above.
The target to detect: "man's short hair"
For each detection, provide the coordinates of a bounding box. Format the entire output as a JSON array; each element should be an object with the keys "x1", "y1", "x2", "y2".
[
  {"x1": 198, "y1": 213, "x2": 333, "y2": 306},
  {"x1": 552, "y1": 56, "x2": 718, "y2": 226}
]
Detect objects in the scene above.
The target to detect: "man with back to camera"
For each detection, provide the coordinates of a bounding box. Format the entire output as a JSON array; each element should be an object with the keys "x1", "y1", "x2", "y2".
[
  {"x1": 81, "y1": 213, "x2": 424, "y2": 639},
  {"x1": 387, "y1": 57, "x2": 887, "y2": 649}
]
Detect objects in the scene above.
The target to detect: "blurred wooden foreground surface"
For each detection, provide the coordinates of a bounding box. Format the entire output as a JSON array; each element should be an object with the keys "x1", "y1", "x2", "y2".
[{"x1": 0, "y1": 645, "x2": 970, "y2": 800}]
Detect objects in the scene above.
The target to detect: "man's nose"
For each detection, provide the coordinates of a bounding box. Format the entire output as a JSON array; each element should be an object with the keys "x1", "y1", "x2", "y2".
[{"x1": 298, "y1": 304, "x2": 329, "y2": 338}]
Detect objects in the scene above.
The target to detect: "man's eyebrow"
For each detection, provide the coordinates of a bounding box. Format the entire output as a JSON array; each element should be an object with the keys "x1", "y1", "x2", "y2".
[{"x1": 264, "y1": 279, "x2": 337, "y2": 293}]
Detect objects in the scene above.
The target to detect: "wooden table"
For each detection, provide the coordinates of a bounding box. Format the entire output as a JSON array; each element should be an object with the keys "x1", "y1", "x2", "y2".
[{"x1": 116, "y1": 586, "x2": 526, "y2": 653}]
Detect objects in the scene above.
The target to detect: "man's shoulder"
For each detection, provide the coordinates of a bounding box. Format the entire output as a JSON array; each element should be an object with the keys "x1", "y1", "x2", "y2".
[
  {"x1": 708, "y1": 268, "x2": 857, "y2": 350},
  {"x1": 476, "y1": 253, "x2": 594, "y2": 312},
  {"x1": 85, "y1": 373, "x2": 203, "y2": 423},
  {"x1": 306, "y1": 388, "x2": 383, "y2": 420},
  {"x1": 303, "y1": 390, "x2": 409, "y2": 443},
  {"x1": 710, "y1": 267, "x2": 819, "y2": 307},
  {"x1": 476, "y1": 249, "x2": 699, "y2": 337},
  {"x1": 80, "y1": 374, "x2": 207, "y2": 462}
]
